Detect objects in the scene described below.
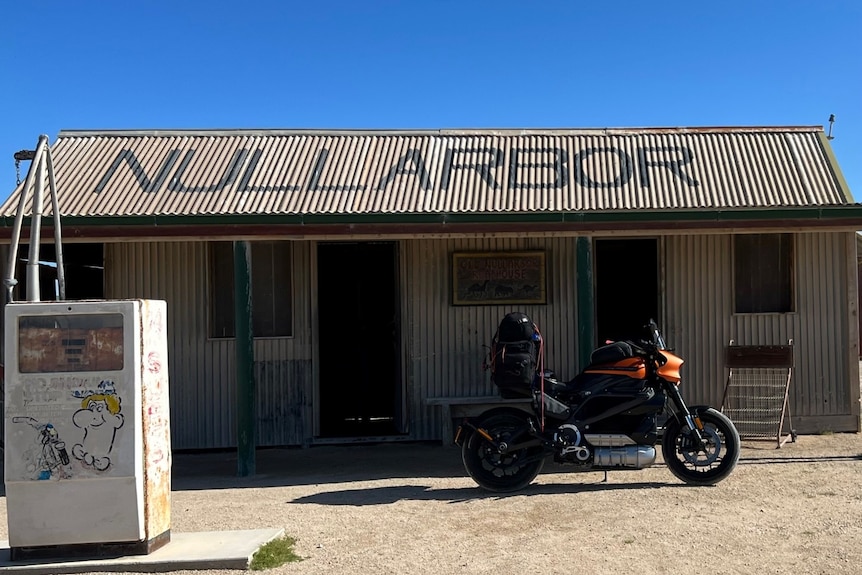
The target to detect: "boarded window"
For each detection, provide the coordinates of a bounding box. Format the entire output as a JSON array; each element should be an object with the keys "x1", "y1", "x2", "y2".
[
  {"x1": 734, "y1": 234, "x2": 794, "y2": 313},
  {"x1": 209, "y1": 241, "x2": 293, "y2": 338}
]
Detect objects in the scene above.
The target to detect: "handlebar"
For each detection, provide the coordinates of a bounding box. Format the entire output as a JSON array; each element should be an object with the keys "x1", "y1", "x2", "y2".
[
  {"x1": 624, "y1": 320, "x2": 668, "y2": 366},
  {"x1": 646, "y1": 319, "x2": 667, "y2": 350}
]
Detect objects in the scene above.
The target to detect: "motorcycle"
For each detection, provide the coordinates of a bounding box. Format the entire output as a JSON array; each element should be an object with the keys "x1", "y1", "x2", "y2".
[{"x1": 455, "y1": 319, "x2": 740, "y2": 492}]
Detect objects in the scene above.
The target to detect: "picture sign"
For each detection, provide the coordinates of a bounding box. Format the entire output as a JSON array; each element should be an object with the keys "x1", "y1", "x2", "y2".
[{"x1": 452, "y1": 251, "x2": 546, "y2": 305}]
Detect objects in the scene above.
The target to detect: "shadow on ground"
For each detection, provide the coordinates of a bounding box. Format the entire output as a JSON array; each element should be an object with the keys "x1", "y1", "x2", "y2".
[
  {"x1": 171, "y1": 442, "x2": 467, "y2": 490},
  {"x1": 740, "y1": 454, "x2": 862, "y2": 465},
  {"x1": 288, "y1": 480, "x2": 688, "y2": 506},
  {"x1": 2, "y1": 436, "x2": 857, "y2": 495},
  {"x1": 172, "y1": 443, "x2": 671, "y2": 491},
  {"x1": 169, "y1": 438, "x2": 862, "y2": 491}
]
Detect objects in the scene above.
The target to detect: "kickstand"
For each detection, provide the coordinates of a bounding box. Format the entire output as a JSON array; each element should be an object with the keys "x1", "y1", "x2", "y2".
[{"x1": 602, "y1": 471, "x2": 608, "y2": 482}]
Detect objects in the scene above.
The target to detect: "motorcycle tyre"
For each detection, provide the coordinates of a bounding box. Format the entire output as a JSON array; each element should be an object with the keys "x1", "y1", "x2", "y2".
[
  {"x1": 461, "y1": 410, "x2": 545, "y2": 493},
  {"x1": 662, "y1": 407, "x2": 740, "y2": 486}
]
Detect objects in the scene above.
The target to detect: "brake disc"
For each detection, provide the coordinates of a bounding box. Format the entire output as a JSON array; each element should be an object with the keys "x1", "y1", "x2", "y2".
[{"x1": 682, "y1": 425, "x2": 722, "y2": 466}]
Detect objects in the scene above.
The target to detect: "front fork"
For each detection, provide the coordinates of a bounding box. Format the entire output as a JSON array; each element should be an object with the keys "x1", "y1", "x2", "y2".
[{"x1": 666, "y1": 382, "x2": 707, "y2": 450}]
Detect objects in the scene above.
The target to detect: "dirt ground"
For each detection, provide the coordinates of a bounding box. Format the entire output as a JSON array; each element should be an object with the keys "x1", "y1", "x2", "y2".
[{"x1": 2, "y1": 432, "x2": 859, "y2": 575}]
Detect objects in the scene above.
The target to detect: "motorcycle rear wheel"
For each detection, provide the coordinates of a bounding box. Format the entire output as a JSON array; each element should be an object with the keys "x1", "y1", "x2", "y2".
[
  {"x1": 461, "y1": 410, "x2": 545, "y2": 493},
  {"x1": 662, "y1": 407, "x2": 740, "y2": 486}
]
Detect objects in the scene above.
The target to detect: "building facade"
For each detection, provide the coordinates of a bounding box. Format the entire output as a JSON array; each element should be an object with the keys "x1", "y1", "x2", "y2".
[{"x1": 2, "y1": 127, "x2": 860, "y2": 449}]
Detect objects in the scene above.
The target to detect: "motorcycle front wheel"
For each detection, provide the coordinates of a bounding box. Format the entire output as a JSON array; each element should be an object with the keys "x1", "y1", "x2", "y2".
[
  {"x1": 662, "y1": 407, "x2": 740, "y2": 486},
  {"x1": 461, "y1": 410, "x2": 545, "y2": 493}
]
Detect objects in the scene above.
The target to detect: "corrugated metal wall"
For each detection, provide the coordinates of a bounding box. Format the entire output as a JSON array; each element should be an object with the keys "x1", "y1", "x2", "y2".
[
  {"x1": 106, "y1": 237, "x2": 580, "y2": 446},
  {"x1": 106, "y1": 241, "x2": 313, "y2": 449},
  {"x1": 404, "y1": 237, "x2": 580, "y2": 439},
  {"x1": 102, "y1": 231, "x2": 857, "y2": 449},
  {"x1": 663, "y1": 232, "x2": 855, "y2": 423}
]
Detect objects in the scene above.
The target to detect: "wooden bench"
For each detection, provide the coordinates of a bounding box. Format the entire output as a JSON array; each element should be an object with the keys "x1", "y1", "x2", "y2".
[{"x1": 425, "y1": 396, "x2": 533, "y2": 446}]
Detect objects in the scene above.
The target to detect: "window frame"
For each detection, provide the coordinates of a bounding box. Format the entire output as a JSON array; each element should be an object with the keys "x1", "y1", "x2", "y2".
[
  {"x1": 207, "y1": 241, "x2": 294, "y2": 340},
  {"x1": 732, "y1": 233, "x2": 796, "y2": 315}
]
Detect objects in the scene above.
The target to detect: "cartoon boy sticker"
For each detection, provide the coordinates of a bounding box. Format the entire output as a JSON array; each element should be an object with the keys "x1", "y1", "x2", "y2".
[{"x1": 72, "y1": 380, "x2": 124, "y2": 471}]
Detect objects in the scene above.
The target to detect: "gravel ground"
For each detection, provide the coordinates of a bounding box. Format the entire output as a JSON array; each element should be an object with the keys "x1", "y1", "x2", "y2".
[{"x1": 2, "y1": 431, "x2": 860, "y2": 575}]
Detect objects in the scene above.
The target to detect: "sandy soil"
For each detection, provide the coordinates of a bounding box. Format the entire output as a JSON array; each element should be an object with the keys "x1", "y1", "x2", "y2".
[{"x1": 1, "y1": 432, "x2": 861, "y2": 575}]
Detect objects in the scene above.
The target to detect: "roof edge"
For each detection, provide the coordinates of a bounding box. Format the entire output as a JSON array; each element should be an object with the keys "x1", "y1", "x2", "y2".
[
  {"x1": 817, "y1": 131, "x2": 855, "y2": 202},
  {"x1": 54, "y1": 125, "x2": 827, "y2": 138},
  {"x1": 4, "y1": 205, "x2": 862, "y2": 229}
]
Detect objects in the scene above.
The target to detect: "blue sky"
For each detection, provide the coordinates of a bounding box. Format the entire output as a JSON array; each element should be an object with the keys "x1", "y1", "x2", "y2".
[{"x1": 1, "y1": 1, "x2": 860, "y2": 201}]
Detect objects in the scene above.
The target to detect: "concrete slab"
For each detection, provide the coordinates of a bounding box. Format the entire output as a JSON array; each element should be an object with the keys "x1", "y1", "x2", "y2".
[{"x1": 0, "y1": 529, "x2": 285, "y2": 574}]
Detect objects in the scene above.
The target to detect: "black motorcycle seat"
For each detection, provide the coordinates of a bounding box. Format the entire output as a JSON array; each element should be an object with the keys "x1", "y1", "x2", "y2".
[
  {"x1": 589, "y1": 341, "x2": 634, "y2": 365},
  {"x1": 540, "y1": 377, "x2": 570, "y2": 395}
]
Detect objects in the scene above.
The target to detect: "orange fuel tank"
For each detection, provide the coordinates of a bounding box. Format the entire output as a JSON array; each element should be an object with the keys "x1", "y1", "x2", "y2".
[
  {"x1": 657, "y1": 351, "x2": 684, "y2": 383},
  {"x1": 584, "y1": 357, "x2": 647, "y2": 380}
]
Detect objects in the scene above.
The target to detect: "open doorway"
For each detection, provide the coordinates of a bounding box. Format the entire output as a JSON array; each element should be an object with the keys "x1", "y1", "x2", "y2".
[
  {"x1": 317, "y1": 242, "x2": 403, "y2": 438},
  {"x1": 594, "y1": 239, "x2": 659, "y2": 346},
  {"x1": 13, "y1": 243, "x2": 104, "y2": 301}
]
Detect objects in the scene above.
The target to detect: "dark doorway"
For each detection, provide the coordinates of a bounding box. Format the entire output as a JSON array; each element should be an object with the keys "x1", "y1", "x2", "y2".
[
  {"x1": 595, "y1": 239, "x2": 659, "y2": 346},
  {"x1": 317, "y1": 242, "x2": 403, "y2": 437}
]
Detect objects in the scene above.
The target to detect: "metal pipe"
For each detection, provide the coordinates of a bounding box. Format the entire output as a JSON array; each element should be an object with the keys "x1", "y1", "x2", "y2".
[
  {"x1": 4, "y1": 135, "x2": 48, "y2": 302},
  {"x1": 46, "y1": 145, "x2": 65, "y2": 300},
  {"x1": 26, "y1": 139, "x2": 47, "y2": 302}
]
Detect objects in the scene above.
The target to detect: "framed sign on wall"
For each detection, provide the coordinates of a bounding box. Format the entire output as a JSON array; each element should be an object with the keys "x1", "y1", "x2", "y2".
[{"x1": 452, "y1": 251, "x2": 547, "y2": 305}]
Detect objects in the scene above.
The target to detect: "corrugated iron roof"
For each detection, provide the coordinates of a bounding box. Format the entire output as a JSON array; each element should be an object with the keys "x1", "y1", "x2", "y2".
[{"x1": 0, "y1": 127, "x2": 852, "y2": 218}]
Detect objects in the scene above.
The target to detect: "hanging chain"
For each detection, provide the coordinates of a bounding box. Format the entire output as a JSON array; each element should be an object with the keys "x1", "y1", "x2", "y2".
[{"x1": 13, "y1": 149, "x2": 36, "y2": 185}]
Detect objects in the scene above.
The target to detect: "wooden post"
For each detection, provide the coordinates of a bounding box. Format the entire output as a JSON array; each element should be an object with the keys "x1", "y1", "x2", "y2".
[{"x1": 234, "y1": 240, "x2": 256, "y2": 476}]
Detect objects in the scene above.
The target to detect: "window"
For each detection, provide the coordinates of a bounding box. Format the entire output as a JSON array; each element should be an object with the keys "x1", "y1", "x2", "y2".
[
  {"x1": 14, "y1": 243, "x2": 104, "y2": 301},
  {"x1": 734, "y1": 234, "x2": 794, "y2": 313},
  {"x1": 209, "y1": 241, "x2": 293, "y2": 338}
]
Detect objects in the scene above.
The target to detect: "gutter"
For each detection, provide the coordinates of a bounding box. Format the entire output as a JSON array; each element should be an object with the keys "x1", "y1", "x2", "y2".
[
  {"x1": 1, "y1": 206, "x2": 862, "y2": 241},
  {"x1": 3, "y1": 206, "x2": 862, "y2": 227}
]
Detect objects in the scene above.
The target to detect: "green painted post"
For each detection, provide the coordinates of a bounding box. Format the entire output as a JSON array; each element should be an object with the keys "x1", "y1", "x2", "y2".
[
  {"x1": 234, "y1": 240, "x2": 256, "y2": 476},
  {"x1": 576, "y1": 237, "x2": 595, "y2": 370}
]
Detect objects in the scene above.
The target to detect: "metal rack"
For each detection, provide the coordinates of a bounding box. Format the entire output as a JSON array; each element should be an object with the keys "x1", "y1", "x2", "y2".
[{"x1": 721, "y1": 340, "x2": 797, "y2": 448}]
